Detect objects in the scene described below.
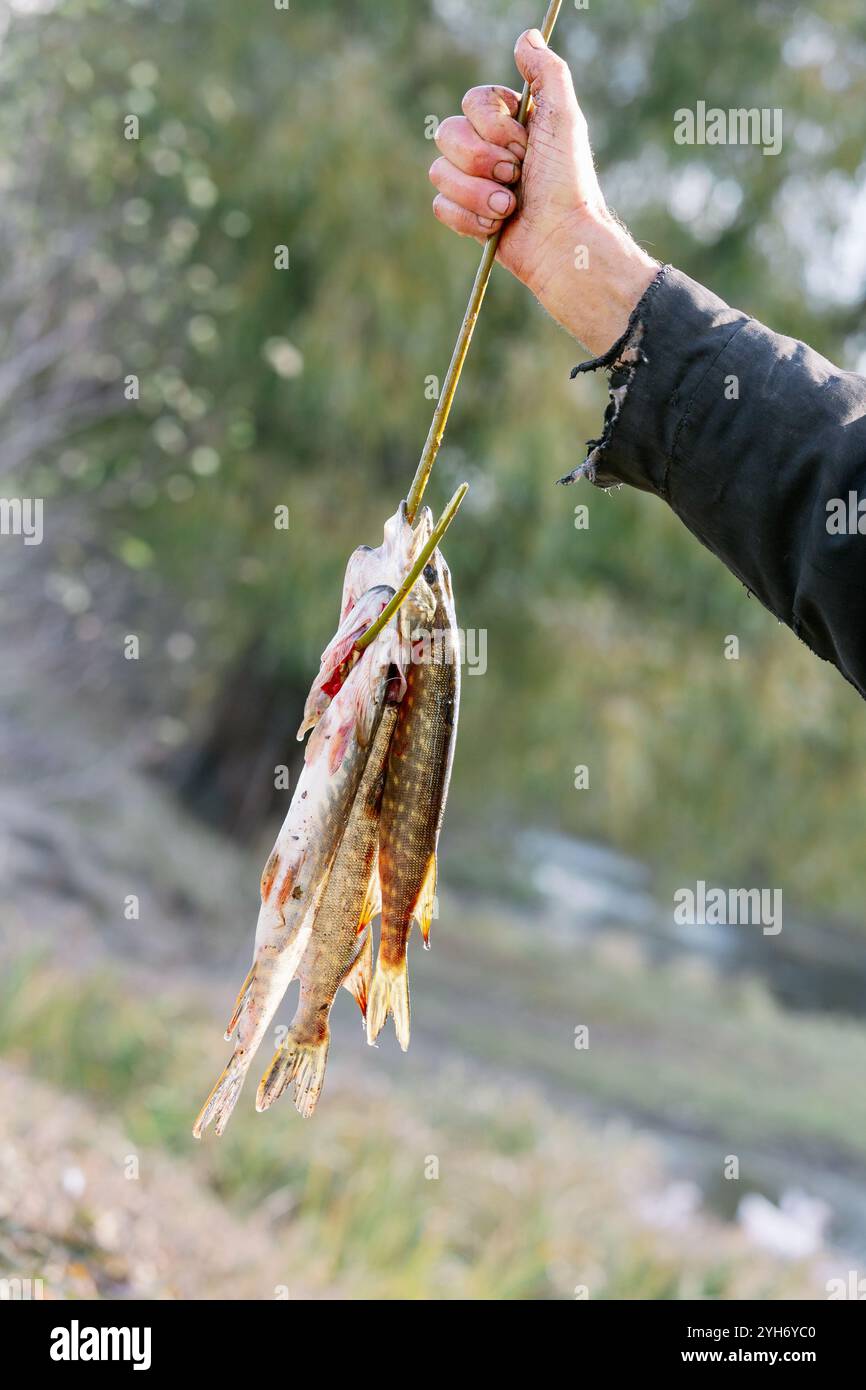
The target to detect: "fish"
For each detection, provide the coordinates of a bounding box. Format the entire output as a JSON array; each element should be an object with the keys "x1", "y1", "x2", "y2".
[
  {"x1": 256, "y1": 701, "x2": 398, "y2": 1118},
  {"x1": 192, "y1": 609, "x2": 396, "y2": 1139},
  {"x1": 367, "y1": 546, "x2": 460, "y2": 1050},
  {"x1": 299, "y1": 503, "x2": 435, "y2": 739},
  {"x1": 340, "y1": 502, "x2": 431, "y2": 622},
  {"x1": 297, "y1": 585, "x2": 395, "y2": 743}
]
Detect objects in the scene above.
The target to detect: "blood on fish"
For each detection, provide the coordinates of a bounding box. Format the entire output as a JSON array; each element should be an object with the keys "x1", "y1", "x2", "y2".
[
  {"x1": 261, "y1": 851, "x2": 280, "y2": 901},
  {"x1": 321, "y1": 661, "x2": 349, "y2": 700},
  {"x1": 276, "y1": 871, "x2": 296, "y2": 910}
]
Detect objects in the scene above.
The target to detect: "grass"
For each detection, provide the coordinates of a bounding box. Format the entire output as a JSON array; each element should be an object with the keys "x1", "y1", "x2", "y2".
[
  {"x1": 0, "y1": 946, "x2": 839, "y2": 1300},
  {"x1": 422, "y1": 900, "x2": 866, "y2": 1171}
]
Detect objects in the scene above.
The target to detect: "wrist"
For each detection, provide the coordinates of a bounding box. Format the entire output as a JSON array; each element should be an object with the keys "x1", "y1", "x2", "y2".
[{"x1": 527, "y1": 209, "x2": 658, "y2": 358}]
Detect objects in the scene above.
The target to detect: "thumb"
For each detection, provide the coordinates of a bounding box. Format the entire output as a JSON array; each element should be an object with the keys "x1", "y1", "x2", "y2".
[{"x1": 514, "y1": 28, "x2": 571, "y2": 97}]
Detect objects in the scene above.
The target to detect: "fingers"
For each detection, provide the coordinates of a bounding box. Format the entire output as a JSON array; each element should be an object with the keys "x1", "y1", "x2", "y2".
[
  {"x1": 432, "y1": 192, "x2": 497, "y2": 242},
  {"x1": 514, "y1": 28, "x2": 577, "y2": 106},
  {"x1": 434, "y1": 115, "x2": 521, "y2": 184},
  {"x1": 429, "y1": 86, "x2": 525, "y2": 240},
  {"x1": 460, "y1": 85, "x2": 528, "y2": 157},
  {"x1": 429, "y1": 156, "x2": 516, "y2": 226}
]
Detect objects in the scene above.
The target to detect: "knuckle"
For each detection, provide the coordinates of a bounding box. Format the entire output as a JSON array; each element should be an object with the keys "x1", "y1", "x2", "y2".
[
  {"x1": 434, "y1": 114, "x2": 459, "y2": 145},
  {"x1": 469, "y1": 147, "x2": 492, "y2": 177},
  {"x1": 462, "y1": 84, "x2": 495, "y2": 116}
]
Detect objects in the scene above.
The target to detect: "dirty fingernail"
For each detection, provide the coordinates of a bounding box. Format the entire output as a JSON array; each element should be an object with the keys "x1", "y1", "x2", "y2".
[
  {"x1": 508, "y1": 141, "x2": 526, "y2": 159},
  {"x1": 493, "y1": 160, "x2": 518, "y2": 182},
  {"x1": 488, "y1": 189, "x2": 512, "y2": 214}
]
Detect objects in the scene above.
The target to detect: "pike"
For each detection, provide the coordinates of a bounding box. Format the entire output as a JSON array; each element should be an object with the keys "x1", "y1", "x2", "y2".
[
  {"x1": 359, "y1": 0, "x2": 562, "y2": 1050},
  {"x1": 193, "y1": 618, "x2": 396, "y2": 1138},
  {"x1": 193, "y1": 492, "x2": 466, "y2": 1137},
  {"x1": 256, "y1": 702, "x2": 399, "y2": 1117},
  {"x1": 193, "y1": 0, "x2": 564, "y2": 1124},
  {"x1": 367, "y1": 546, "x2": 460, "y2": 1049},
  {"x1": 300, "y1": 504, "x2": 435, "y2": 738}
]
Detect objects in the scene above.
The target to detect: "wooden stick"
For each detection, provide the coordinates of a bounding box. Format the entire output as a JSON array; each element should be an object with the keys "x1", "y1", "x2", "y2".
[
  {"x1": 404, "y1": 0, "x2": 564, "y2": 523},
  {"x1": 354, "y1": 483, "x2": 469, "y2": 651}
]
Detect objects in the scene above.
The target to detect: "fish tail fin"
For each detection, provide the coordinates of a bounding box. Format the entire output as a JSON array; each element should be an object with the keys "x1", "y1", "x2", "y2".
[
  {"x1": 192, "y1": 1048, "x2": 251, "y2": 1139},
  {"x1": 342, "y1": 929, "x2": 372, "y2": 1021},
  {"x1": 256, "y1": 1027, "x2": 330, "y2": 1119},
  {"x1": 416, "y1": 853, "x2": 437, "y2": 950},
  {"x1": 366, "y1": 955, "x2": 410, "y2": 1051}
]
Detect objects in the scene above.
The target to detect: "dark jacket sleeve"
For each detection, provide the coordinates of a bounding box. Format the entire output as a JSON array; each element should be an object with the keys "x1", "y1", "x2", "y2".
[{"x1": 563, "y1": 265, "x2": 866, "y2": 700}]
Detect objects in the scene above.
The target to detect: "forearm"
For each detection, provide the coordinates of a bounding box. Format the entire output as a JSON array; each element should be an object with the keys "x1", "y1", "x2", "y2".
[
  {"x1": 562, "y1": 264, "x2": 866, "y2": 699},
  {"x1": 524, "y1": 210, "x2": 659, "y2": 358},
  {"x1": 430, "y1": 34, "x2": 866, "y2": 696}
]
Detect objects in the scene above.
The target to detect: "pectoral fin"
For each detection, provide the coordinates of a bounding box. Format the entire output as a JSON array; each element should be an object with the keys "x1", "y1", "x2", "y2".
[
  {"x1": 341, "y1": 929, "x2": 372, "y2": 1020},
  {"x1": 224, "y1": 961, "x2": 256, "y2": 1040},
  {"x1": 414, "y1": 853, "x2": 437, "y2": 949}
]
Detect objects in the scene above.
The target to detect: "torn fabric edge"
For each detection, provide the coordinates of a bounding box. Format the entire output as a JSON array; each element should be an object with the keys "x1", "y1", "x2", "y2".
[{"x1": 557, "y1": 263, "x2": 672, "y2": 488}]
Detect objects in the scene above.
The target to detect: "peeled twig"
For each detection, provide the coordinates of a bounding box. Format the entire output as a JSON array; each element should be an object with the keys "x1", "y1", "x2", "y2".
[{"x1": 405, "y1": 0, "x2": 564, "y2": 523}]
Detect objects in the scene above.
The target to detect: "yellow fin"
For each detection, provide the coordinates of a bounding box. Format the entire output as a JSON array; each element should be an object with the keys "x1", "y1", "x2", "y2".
[
  {"x1": 414, "y1": 853, "x2": 437, "y2": 949},
  {"x1": 358, "y1": 854, "x2": 382, "y2": 933},
  {"x1": 366, "y1": 958, "x2": 410, "y2": 1051},
  {"x1": 342, "y1": 929, "x2": 372, "y2": 1020}
]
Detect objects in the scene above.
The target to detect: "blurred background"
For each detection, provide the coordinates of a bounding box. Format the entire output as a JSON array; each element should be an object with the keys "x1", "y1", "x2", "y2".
[{"x1": 2, "y1": 0, "x2": 866, "y2": 1300}]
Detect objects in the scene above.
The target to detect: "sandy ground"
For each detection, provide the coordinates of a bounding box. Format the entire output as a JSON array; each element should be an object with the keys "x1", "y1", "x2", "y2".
[{"x1": 0, "y1": 1064, "x2": 315, "y2": 1300}]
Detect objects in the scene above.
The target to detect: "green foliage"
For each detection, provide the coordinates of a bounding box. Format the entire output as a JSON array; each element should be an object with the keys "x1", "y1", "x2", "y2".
[{"x1": 4, "y1": 0, "x2": 866, "y2": 914}]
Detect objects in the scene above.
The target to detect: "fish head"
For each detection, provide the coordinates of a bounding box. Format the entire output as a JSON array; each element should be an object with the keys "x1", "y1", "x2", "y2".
[
  {"x1": 401, "y1": 547, "x2": 459, "y2": 680},
  {"x1": 431, "y1": 547, "x2": 455, "y2": 617},
  {"x1": 339, "y1": 545, "x2": 377, "y2": 621},
  {"x1": 340, "y1": 502, "x2": 433, "y2": 617},
  {"x1": 300, "y1": 504, "x2": 441, "y2": 736},
  {"x1": 338, "y1": 506, "x2": 411, "y2": 618},
  {"x1": 298, "y1": 585, "x2": 395, "y2": 740},
  {"x1": 305, "y1": 610, "x2": 394, "y2": 767},
  {"x1": 403, "y1": 504, "x2": 436, "y2": 625}
]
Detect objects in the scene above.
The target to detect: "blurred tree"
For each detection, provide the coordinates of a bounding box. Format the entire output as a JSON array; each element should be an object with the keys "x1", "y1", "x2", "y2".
[{"x1": 4, "y1": 0, "x2": 866, "y2": 914}]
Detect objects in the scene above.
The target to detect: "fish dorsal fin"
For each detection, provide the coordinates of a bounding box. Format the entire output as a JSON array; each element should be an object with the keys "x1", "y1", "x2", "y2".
[
  {"x1": 342, "y1": 929, "x2": 373, "y2": 1020},
  {"x1": 414, "y1": 853, "x2": 437, "y2": 949}
]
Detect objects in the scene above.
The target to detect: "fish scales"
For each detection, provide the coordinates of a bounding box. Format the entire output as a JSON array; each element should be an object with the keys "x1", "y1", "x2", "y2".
[
  {"x1": 257, "y1": 703, "x2": 398, "y2": 1117},
  {"x1": 192, "y1": 616, "x2": 394, "y2": 1138},
  {"x1": 367, "y1": 550, "x2": 460, "y2": 1048}
]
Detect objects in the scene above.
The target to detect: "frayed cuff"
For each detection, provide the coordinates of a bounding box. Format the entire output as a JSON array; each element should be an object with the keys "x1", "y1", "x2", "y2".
[{"x1": 558, "y1": 263, "x2": 672, "y2": 489}]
